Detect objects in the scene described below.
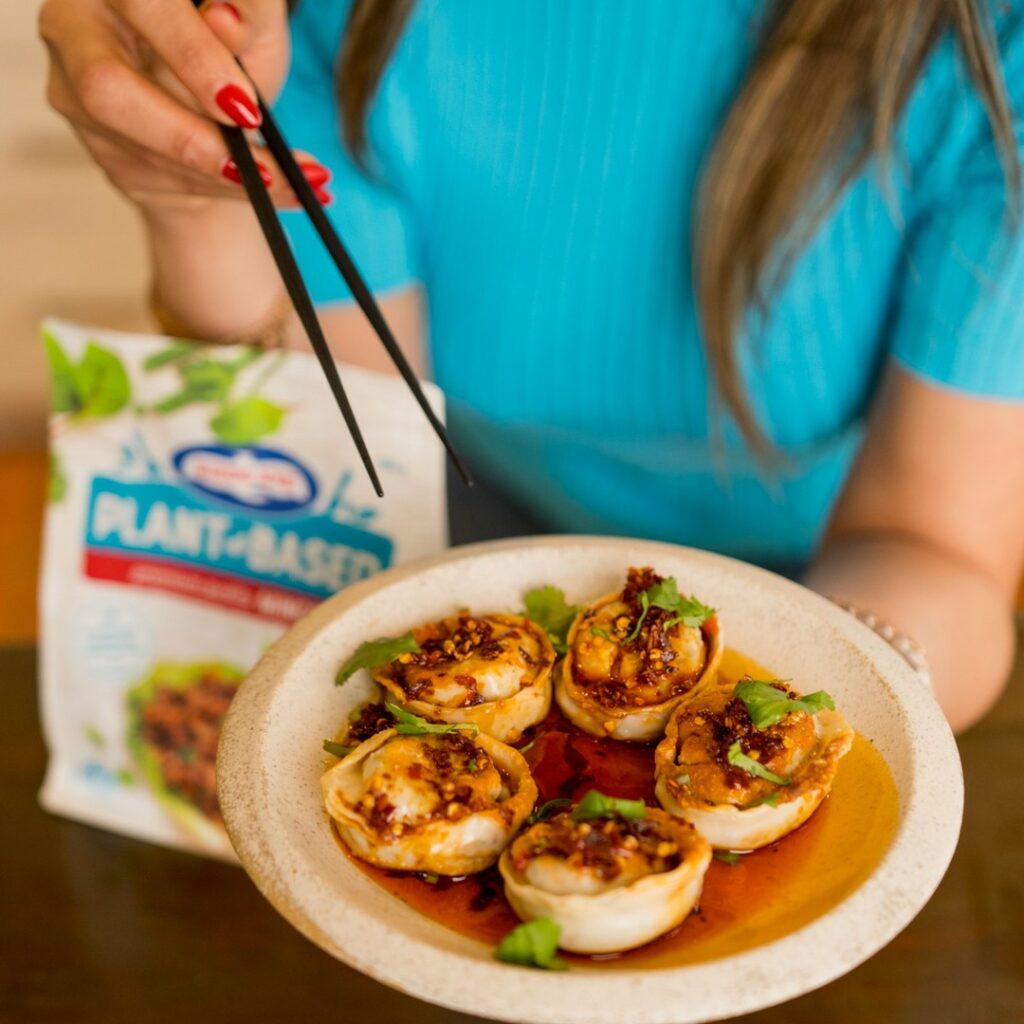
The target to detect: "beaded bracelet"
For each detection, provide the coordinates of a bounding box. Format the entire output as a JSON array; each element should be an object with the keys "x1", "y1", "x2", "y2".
[{"x1": 830, "y1": 598, "x2": 933, "y2": 690}]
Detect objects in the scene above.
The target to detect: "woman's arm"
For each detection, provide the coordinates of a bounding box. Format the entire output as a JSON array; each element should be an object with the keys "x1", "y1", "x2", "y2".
[{"x1": 804, "y1": 365, "x2": 1024, "y2": 732}]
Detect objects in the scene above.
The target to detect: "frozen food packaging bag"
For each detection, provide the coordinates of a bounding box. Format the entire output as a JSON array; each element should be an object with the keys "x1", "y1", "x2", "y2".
[{"x1": 37, "y1": 318, "x2": 447, "y2": 859}]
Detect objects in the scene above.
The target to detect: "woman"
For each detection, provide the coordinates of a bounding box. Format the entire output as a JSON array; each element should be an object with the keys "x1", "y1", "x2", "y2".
[{"x1": 39, "y1": 0, "x2": 1024, "y2": 730}]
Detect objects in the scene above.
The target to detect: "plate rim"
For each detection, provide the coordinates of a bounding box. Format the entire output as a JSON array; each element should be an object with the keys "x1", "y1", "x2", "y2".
[{"x1": 219, "y1": 535, "x2": 963, "y2": 1024}]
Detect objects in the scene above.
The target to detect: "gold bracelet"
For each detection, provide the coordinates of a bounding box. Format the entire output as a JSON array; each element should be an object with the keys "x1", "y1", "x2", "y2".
[{"x1": 148, "y1": 287, "x2": 293, "y2": 349}]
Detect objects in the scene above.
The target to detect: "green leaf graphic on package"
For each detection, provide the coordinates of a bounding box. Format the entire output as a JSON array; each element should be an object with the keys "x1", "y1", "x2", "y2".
[
  {"x1": 44, "y1": 331, "x2": 131, "y2": 419},
  {"x1": 144, "y1": 340, "x2": 287, "y2": 445}
]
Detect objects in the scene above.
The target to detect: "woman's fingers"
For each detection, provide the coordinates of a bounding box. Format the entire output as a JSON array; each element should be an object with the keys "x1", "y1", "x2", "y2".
[{"x1": 109, "y1": 0, "x2": 263, "y2": 128}]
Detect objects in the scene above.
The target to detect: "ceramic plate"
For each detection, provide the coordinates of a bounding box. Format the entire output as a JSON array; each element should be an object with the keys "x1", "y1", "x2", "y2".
[{"x1": 218, "y1": 536, "x2": 962, "y2": 1024}]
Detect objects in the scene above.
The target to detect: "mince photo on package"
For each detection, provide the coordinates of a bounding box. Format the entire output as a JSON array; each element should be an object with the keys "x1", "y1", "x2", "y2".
[{"x1": 38, "y1": 319, "x2": 447, "y2": 858}]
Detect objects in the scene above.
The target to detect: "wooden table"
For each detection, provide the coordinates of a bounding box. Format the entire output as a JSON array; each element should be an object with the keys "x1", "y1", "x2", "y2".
[{"x1": 2, "y1": 452, "x2": 1023, "y2": 1021}]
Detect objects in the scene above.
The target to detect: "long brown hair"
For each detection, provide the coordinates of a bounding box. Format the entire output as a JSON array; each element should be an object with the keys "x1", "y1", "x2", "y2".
[{"x1": 322, "y1": 0, "x2": 1019, "y2": 446}]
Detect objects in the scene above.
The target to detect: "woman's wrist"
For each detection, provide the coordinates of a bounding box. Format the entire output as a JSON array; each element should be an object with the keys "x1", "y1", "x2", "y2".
[
  {"x1": 828, "y1": 597, "x2": 933, "y2": 689},
  {"x1": 142, "y1": 197, "x2": 292, "y2": 344}
]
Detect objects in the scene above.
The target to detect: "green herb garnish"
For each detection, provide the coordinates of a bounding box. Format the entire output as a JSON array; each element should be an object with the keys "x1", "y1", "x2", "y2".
[
  {"x1": 726, "y1": 742, "x2": 790, "y2": 786},
  {"x1": 526, "y1": 798, "x2": 573, "y2": 825},
  {"x1": 646, "y1": 577, "x2": 716, "y2": 630},
  {"x1": 714, "y1": 850, "x2": 744, "y2": 866},
  {"x1": 624, "y1": 592, "x2": 650, "y2": 642},
  {"x1": 386, "y1": 702, "x2": 479, "y2": 737},
  {"x1": 624, "y1": 577, "x2": 715, "y2": 642},
  {"x1": 495, "y1": 918, "x2": 567, "y2": 970},
  {"x1": 336, "y1": 632, "x2": 421, "y2": 684},
  {"x1": 571, "y1": 789, "x2": 647, "y2": 822},
  {"x1": 323, "y1": 739, "x2": 356, "y2": 758},
  {"x1": 733, "y1": 679, "x2": 835, "y2": 729},
  {"x1": 589, "y1": 625, "x2": 612, "y2": 641},
  {"x1": 755, "y1": 792, "x2": 780, "y2": 807},
  {"x1": 523, "y1": 586, "x2": 580, "y2": 653}
]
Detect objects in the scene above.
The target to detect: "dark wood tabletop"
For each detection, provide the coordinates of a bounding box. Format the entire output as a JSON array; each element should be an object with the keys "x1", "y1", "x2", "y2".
[{"x1": 2, "y1": 631, "x2": 1022, "y2": 1024}]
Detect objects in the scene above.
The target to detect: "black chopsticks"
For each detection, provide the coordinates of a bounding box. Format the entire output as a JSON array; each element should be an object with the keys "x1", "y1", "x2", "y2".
[{"x1": 216, "y1": 79, "x2": 472, "y2": 496}]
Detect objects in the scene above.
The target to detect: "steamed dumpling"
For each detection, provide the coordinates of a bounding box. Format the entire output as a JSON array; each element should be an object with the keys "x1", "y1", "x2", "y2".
[{"x1": 373, "y1": 613, "x2": 555, "y2": 743}]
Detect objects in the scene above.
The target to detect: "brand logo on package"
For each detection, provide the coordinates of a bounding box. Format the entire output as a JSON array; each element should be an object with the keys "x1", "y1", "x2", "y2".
[{"x1": 172, "y1": 444, "x2": 317, "y2": 513}]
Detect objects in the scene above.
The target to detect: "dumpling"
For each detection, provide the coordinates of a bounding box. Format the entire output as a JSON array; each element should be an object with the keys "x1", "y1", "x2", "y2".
[
  {"x1": 498, "y1": 799, "x2": 711, "y2": 954},
  {"x1": 323, "y1": 727, "x2": 537, "y2": 875},
  {"x1": 654, "y1": 677, "x2": 853, "y2": 850},
  {"x1": 556, "y1": 567, "x2": 723, "y2": 742},
  {"x1": 372, "y1": 613, "x2": 555, "y2": 744}
]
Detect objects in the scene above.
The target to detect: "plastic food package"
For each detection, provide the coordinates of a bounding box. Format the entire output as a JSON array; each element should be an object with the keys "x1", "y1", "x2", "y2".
[{"x1": 37, "y1": 318, "x2": 447, "y2": 859}]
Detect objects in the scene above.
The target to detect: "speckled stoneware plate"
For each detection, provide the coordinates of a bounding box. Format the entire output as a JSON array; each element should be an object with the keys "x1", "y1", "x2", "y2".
[{"x1": 218, "y1": 536, "x2": 962, "y2": 1024}]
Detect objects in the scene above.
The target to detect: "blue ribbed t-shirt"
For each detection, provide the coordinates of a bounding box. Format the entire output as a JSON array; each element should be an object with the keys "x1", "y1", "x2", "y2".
[{"x1": 276, "y1": 0, "x2": 1024, "y2": 565}]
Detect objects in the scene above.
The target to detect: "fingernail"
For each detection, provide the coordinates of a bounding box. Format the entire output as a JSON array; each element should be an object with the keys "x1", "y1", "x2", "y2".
[
  {"x1": 314, "y1": 188, "x2": 332, "y2": 206},
  {"x1": 221, "y1": 159, "x2": 273, "y2": 188},
  {"x1": 215, "y1": 84, "x2": 261, "y2": 129},
  {"x1": 208, "y1": 2, "x2": 241, "y2": 20},
  {"x1": 299, "y1": 161, "x2": 331, "y2": 186}
]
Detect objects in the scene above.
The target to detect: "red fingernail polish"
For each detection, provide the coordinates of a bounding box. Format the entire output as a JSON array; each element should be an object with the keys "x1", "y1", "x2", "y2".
[
  {"x1": 209, "y1": 2, "x2": 241, "y2": 21},
  {"x1": 215, "y1": 84, "x2": 261, "y2": 129},
  {"x1": 300, "y1": 161, "x2": 331, "y2": 186},
  {"x1": 221, "y1": 159, "x2": 273, "y2": 188},
  {"x1": 314, "y1": 188, "x2": 332, "y2": 206}
]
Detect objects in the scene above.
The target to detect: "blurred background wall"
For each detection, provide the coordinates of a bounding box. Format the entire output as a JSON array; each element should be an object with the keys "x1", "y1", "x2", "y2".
[
  {"x1": 1, "y1": 3, "x2": 149, "y2": 640},
  {"x1": 2, "y1": 1, "x2": 149, "y2": 453}
]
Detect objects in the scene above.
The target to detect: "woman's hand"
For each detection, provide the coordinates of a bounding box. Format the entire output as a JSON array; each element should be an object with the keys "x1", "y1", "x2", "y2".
[{"x1": 39, "y1": 0, "x2": 329, "y2": 215}]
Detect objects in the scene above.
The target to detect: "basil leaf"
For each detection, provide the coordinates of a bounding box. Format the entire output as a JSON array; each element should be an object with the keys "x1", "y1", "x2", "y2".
[
  {"x1": 74, "y1": 342, "x2": 131, "y2": 419},
  {"x1": 323, "y1": 739, "x2": 356, "y2": 758},
  {"x1": 726, "y1": 742, "x2": 790, "y2": 786},
  {"x1": 526, "y1": 798, "x2": 572, "y2": 825},
  {"x1": 386, "y1": 702, "x2": 479, "y2": 737},
  {"x1": 143, "y1": 341, "x2": 195, "y2": 372},
  {"x1": 336, "y1": 633, "x2": 421, "y2": 684},
  {"x1": 49, "y1": 453, "x2": 67, "y2": 504},
  {"x1": 42, "y1": 330, "x2": 80, "y2": 413},
  {"x1": 733, "y1": 679, "x2": 835, "y2": 729},
  {"x1": 210, "y1": 396, "x2": 285, "y2": 446},
  {"x1": 571, "y1": 789, "x2": 646, "y2": 822},
  {"x1": 523, "y1": 585, "x2": 580, "y2": 653},
  {"x1": 495, "y1": 918, "x2": 567, "y2": 970}
]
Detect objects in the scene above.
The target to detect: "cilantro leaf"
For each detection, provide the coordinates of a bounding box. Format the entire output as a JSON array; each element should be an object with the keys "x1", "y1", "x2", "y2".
[
  {"x1": 336, "y1": 633, "x2": 421, "y2": 684},
  {"x1": 526, "y1": 798, "x2": 572, "y2": 825},
  {"x1": 495, "y1": 918, "x2": 567, "y2": 970},
  {"x1": 733, "y1": 679, "x2": 835, "y2": 729},
  {"x1": 571, "y1": 789, "x2": 646, "y2": 822},
  {"x1": 726, "y1": 742, "x2": 790, "y2": 786},
  {"x1": 646, "y1": 577, "x2": 716, "y2": 629},
  {"x1": 714, "y1": 850, "x2": 744, "y2": 866},
  {"x1": 323, "y1": 739, "x2": 356, "y2": 758},
  {"x1": 210, "y1": 396, "x2": 285, "y2": 446},
  {"x1": 386, "y1": 702, "x2": 479, "y2": 737},
  {"x1": 523, "y1": 586, "x2": 580, "y2": 653},
  {"x1": 624, "y1": 592, "x2": 650, "y2": 642},
  {"x1": 589, "y1": 625, "x2": 612, "y2": 641}
]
